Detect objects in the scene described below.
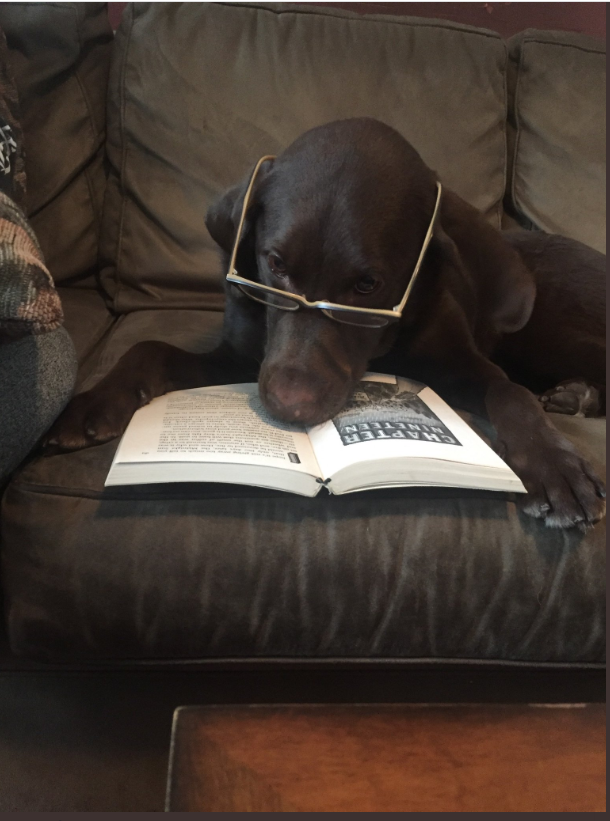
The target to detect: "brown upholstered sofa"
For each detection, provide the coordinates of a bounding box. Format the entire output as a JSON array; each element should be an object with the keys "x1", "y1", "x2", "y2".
[{"x1": 0, "y1": 3, "x2": 605, "y2": 679}]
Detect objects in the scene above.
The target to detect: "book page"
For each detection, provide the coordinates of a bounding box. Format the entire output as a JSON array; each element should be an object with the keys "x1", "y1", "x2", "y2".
[
  {"x1": 307, "y1": 373, "x2": 510, "y2": 481},
  {"x1": 113, "y1": 384, "x2": 321, "y2": 476}
]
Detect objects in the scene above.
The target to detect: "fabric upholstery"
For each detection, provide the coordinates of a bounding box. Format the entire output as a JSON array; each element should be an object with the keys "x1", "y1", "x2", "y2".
[
  {"x1": 0, "y1": 5, "x2": 605, "y2": 669},
  {"x1": 1, "y1": 311, "x2": 605, "y2": 663},
  {"x1": 76, "y1": 308, "x2": 225, "y2": 392},
  {"x1": 0, "y1": 2, "x2": 113, "y2": 285},
  {"x1": 58, "y1": 288, "x2": 115, "y2": 364},
  {"x1": 508, "y1": 30, "x2": 606, "y2": 253},
  {"x1": 100, "y1": 2, "x2": 509, "y2": 312},
  {"x1": 55, "y1": 287, "x2": 116, "y2": 392}
]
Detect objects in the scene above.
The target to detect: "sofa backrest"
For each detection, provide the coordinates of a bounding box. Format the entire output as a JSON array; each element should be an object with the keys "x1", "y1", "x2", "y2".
[
  {"x1": 0, "y1": 2, "x2": 113, "y2": 287},
  {"x1": 506, "y1": 29, "x2": 606, "y2": 254},
  {"x1": 1, "y1": 4, "x2": 604, "y2": 302},
  {"x1": 100, "y1": 2, "x2": 510, "y2": 312}
]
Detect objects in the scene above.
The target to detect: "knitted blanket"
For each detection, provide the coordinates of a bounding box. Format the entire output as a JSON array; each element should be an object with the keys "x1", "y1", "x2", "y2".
[{"x1": 0, "y1": 190, "x2": 63, "y2": 340}]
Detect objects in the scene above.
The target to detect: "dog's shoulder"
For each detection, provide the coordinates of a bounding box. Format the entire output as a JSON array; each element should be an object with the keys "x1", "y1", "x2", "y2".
[{"x1": 435, "y1": 189, "x2": 537, "y2": 338}]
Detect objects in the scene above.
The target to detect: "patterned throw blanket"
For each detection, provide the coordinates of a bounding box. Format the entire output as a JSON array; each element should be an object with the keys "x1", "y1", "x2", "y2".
[
  {"x1": 0, "y1": 25, "x2": 61, "y2": 342},
  {"x1": 0, "y1": 190, "x2": 63, "y2": 340}
]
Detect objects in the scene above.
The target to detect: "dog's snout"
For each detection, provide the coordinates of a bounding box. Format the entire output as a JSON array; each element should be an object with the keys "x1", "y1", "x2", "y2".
[{"x1": 263, "y1": 370, "x2": 321, "y2": 423}]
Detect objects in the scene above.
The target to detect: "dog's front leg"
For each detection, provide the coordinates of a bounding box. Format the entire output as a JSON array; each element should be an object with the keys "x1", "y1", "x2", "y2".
[
  {"x1": 484, "y1": 379, "x2": 605, "y2": 529},
  {"x1": 425, "y1": 354, "x2": 606, "y2": 530},
  {"x1": 43, "y1": 341, "x2": 257, "y2": 453}
]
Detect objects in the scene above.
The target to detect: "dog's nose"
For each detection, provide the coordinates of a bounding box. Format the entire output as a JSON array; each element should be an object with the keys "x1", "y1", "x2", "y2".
[{"x1": 263, "y1": 372, "x2": 321, "y2": 424}]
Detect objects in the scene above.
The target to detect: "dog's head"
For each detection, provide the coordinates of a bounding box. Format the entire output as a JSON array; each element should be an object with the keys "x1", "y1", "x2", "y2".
[{"x1": 206, "y1": 118, "x2": 441, "y2": 425}]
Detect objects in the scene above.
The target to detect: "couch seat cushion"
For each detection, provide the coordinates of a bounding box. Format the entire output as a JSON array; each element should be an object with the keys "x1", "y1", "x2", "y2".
[
  {"x1": 509, "y1": 30, "x2": 606, "y2": 253},
  {"x1": 1, "y1": 310, "x2": 605, "y2": 664},
  {"x1": 101, "y1": 2, "x2": 509, "y2": 311}
]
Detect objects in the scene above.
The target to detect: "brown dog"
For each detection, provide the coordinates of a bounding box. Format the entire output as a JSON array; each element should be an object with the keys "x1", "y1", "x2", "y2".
[{"x1": 44, "y1": 118, "x2": 606, "y2": 530}]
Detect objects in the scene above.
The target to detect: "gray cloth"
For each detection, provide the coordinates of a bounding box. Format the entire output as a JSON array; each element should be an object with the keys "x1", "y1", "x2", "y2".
[{"x1": 0, "y1": 326, "x2": 77, "y2": 482}]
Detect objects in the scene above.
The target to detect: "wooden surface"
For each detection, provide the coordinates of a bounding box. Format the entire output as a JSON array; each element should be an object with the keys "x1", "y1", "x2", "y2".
[{"x1": 166, "y1": 703, "x2": 606, "y2": 812}]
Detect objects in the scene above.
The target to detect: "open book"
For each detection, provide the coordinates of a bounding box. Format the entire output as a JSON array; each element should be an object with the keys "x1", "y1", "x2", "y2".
[{"x1": 105, "y1": 373, "x2": 526, "y2": 497}]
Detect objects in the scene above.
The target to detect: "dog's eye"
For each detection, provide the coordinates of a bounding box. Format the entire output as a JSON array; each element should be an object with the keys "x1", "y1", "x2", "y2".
[
  {"x1": 267, "y1": 253, "x2": 287, "y2": 276},
  {"x1": 354, "y1": 275, "x2": 380, "y2": 295}
]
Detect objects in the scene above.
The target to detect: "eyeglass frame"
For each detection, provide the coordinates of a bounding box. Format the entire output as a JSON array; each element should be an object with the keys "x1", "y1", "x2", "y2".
[{"x1": 225, "y1": 154, "x2": 443, "y2": 327}]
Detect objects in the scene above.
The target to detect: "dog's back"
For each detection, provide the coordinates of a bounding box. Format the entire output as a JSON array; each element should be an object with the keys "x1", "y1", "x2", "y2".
[{"x1": 495, "y1": 230, "x2": 605, "y2": 389}]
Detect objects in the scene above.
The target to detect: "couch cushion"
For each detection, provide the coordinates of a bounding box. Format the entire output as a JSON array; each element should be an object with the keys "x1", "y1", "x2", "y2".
[
  {"x1": 75, "y1": 308, "x2": 226, "y2": 393},
  {"x1": 508, "y1": 30, "x2": 606, "y2": 253},
  {"x1": 0, "y1": 2, "x2": 113, "y2": 284},
  {"x1": 100, "y1": 2, "x2": 509, "y2": 312},
  {"x1": 0, "y1": 310, "x2": 604, "y2": 664},
  {"x1": 56, "y1": 288, "x2": 117, "y2": 391}
]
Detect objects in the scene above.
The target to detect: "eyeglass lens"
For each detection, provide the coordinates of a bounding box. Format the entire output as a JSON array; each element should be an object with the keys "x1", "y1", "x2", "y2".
[
  {"x1": 235, "y1": 283, "x2": 392, "y2": 327},
  {"x1": 322, "y1": 309, "x2": 390, "y2": 327},
  {"x1": 236, "y1": 283, "x2": 300, "y2": 310}
]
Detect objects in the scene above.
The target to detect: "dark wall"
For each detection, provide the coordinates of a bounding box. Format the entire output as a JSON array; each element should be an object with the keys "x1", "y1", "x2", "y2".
[{"x1": 107, "y1": 2, "x2": 606, "y2": 40}]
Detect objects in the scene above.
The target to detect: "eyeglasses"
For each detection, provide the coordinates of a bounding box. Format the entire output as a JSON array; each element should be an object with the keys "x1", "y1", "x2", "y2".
[{"x1": 226, "y1": 154, "x2": 442, "y2": 328}]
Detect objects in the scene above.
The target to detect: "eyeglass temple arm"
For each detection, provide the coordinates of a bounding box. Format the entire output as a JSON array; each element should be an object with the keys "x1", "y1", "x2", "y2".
[
  {"x1": 393, "y1": 180, "x2": 443, "y2": 314},
  {"x1": 227, "y1": 155, "x2": 277, "y2": 277}
]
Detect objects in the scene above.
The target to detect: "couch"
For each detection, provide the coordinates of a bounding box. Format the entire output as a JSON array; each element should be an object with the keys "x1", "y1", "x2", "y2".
[{"x1": 0, "y1": 3, "x2": 605, "y2": 684}]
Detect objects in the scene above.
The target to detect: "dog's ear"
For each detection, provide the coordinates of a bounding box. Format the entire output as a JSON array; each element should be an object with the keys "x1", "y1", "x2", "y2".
[
  {"x1": 433, "y1": 196, "x2": 536, "y2": 335},
  {"x1": 206, "y1": 158, "x2": 275, "y2": 254}
]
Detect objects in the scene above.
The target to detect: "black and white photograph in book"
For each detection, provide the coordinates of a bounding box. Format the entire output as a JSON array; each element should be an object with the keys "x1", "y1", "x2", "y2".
[{"x1": 332, "y1": 381, "x2": 463, "y2": 447}]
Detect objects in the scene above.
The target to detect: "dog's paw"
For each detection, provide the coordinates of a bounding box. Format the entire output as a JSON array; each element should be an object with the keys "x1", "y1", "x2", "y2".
[
  {"x1": 516, "y1": 443, "x2": 606, "y2": 531},
  {"x1": 539, "y1": 379, "x2": 601, "y2": 417},
  {"x1": 42, "y1": 386, "x2": 147, "y2": 454}
]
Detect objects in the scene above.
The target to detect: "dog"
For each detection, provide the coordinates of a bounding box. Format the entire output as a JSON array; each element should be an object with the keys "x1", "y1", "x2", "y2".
[{"x1": 44, "y1": 118, "x2": 606, "y2": 530}]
